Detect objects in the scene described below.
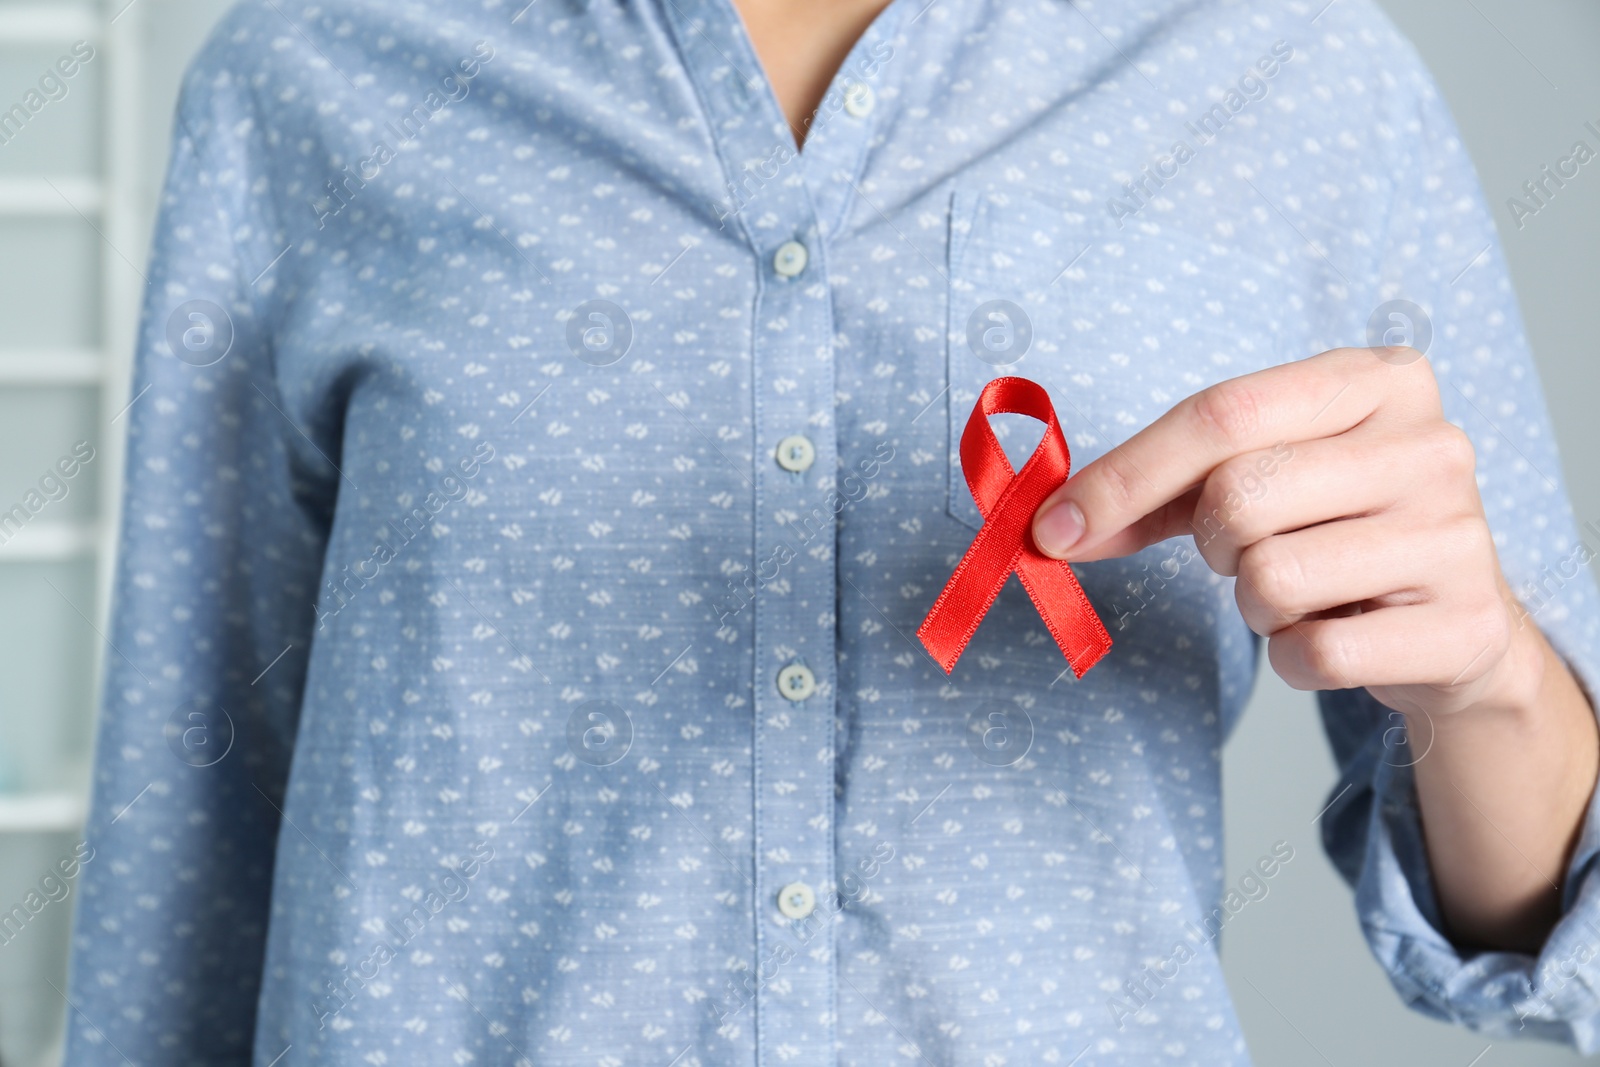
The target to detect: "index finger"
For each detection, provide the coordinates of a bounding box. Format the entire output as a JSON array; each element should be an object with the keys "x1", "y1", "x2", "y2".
[{"x1": 1031, "y1": 348, "x2": 1416, "y2": 562}]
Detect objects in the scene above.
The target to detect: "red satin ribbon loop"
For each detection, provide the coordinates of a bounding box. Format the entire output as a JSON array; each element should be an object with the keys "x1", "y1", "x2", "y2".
[{"x1": 917, "y1": 376, "x2": 1113, "y2": 677}]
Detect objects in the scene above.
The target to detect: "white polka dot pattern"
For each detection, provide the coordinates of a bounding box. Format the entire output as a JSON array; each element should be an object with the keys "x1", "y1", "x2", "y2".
[{"x1": 64, "y1": 0, "x2": 1600, "y2": 1063}]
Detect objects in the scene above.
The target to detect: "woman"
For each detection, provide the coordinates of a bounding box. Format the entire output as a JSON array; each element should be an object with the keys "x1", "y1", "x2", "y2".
[{"x1": 66, "y1": 0, "x2": 1600, "y2": 1062}]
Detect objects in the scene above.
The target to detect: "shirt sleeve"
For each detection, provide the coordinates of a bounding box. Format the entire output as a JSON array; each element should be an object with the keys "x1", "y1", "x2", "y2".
[
  {"x1": 64, "y1": 26, "x2": 337, "y2": 1064},
  {"x1": 1315, "y1": 29, "x2": 1600, "y2": 1052}
]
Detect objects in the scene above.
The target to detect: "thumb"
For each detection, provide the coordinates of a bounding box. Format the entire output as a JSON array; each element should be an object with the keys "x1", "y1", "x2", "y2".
[{"x1": 1032, "y1": 482, "x2": 1204, "y2": 563}]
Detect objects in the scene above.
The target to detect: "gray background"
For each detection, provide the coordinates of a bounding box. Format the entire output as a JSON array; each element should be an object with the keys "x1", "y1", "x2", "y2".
[{"x1": 0, "y1": 0, "x2": 1593, "y2": 1064}]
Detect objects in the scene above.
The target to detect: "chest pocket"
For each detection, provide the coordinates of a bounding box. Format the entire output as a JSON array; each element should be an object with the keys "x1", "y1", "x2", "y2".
[{"x1": 944, "y1": 188, "x2": 1292, "y2": 532}]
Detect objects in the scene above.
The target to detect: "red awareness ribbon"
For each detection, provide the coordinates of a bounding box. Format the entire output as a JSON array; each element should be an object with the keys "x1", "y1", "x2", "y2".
[{"x1": 917, "y1": 376, "x2": 1112, "y2": 677}]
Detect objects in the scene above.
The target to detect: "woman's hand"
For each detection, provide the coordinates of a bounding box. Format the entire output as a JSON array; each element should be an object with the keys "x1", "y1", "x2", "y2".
[
  {"x1": 1031, "y1": 346, "x2": 1535, "y2": 720},
  {"x1": 1031, "y1": 346, "x2": 1598, "y2": 951}
]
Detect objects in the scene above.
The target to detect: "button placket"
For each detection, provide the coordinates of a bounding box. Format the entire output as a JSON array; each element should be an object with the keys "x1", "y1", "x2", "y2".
[
  {"x1": 788, "y1": 0, "x2": 909, "y2": 239},
  {"x1": 657, "y1": 2, "x2": 842, "y2": 1061},
  {"x1": 744, "y1": 221, "x2": 839, "y2": 1061}
]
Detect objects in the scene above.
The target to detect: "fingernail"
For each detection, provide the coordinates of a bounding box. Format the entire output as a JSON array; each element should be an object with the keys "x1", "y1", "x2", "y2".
[{"x1": 1035, "y1": 500, "x2": 1085, "y2": 557}]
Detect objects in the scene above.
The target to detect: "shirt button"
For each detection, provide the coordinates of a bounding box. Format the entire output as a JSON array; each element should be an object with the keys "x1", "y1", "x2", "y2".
[
  {"x1": 777, "y1": 881, "x2": 816, "y2": 920},
  {"x1": 774, "y1": 434, "x2": 815, "y2": 473},
  {"x1": 843, "y1": 82, "x2": 875, "y2": 118},
  {"x1": 777, "y1": 663, "x2": 816, "y2": 702},
  {"x1": 773, "y1": 240, "x2": 808, "y2": 278}
]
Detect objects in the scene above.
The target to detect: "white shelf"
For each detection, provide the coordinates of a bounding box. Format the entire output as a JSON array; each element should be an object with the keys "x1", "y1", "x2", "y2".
[
  {"x1": 0, "y1": 7, "x2": 101, "y2": 42},
  {"x1": 0, "y1": 521, "x2": 99, "y2": 561},
  {"x1": 0, "y1": 177, "x2": 103, "y2": 216},
  {"x1": 0, "y1": 791, "x2": 86, "y2": 833},
  {"x1": 0, "y1": 349, "x2": 102, "y2": 384}
]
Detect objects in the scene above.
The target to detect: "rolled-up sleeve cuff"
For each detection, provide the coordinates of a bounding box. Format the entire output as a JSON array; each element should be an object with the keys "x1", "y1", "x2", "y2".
[{"x1": 1356, "y1": 706, "x2": 1600, "y2": 1050}]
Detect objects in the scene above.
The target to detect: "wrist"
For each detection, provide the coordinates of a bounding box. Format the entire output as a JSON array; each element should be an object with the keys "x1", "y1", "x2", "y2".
[{"x1": 1400, "y1": 596, "x2": 1549, "y2": 736}]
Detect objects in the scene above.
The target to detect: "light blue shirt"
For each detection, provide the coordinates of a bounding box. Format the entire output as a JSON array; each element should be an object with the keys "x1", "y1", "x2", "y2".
[{"x1": 65, "y1": 0, "x2": 1600, "y2": 1063}]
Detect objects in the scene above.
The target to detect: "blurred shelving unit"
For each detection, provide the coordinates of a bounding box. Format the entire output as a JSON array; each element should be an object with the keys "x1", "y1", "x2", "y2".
[
  {"x1": 0, "y1": 2, "x2": 135, "y2": 1060},
  {"x1": 0, "y1": 0, "x2": 139, "y2": 752},
  {"x1": 0, "y1": 3, "x2": 234, "y2": 1063}
]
